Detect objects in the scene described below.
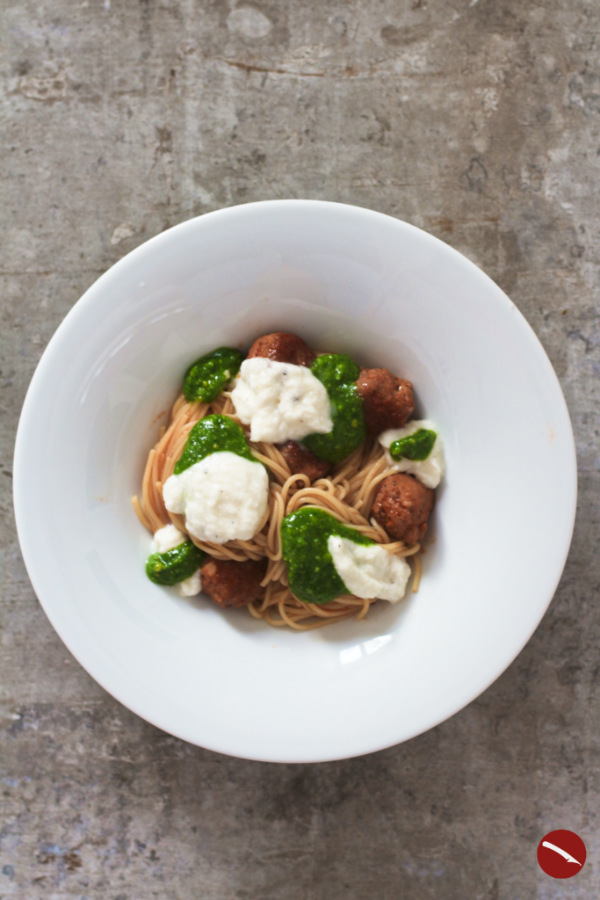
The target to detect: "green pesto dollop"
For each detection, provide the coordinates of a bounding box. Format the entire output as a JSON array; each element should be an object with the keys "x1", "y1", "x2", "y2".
[
  {"x1": 390, "y1": 428, "x2": 437, "y2": 462},
  {"x1": 183, "y1": 347, "x2": 243, "y2": 403},
  {"x1": 146, "y1": 540, "x2": 205, "y2": 586},
  {"x1": 303, "y1": 354, "x2": 366, "y2": 464},
  {"x1": 281, "y1": 506, "x2": 374, "y2": 604},
  {"x1": 174, "y1": 414, "x2": 259, "y2": 474}
]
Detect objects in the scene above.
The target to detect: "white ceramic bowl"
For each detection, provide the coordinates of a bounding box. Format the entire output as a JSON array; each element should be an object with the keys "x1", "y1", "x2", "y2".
[{"x1": 13, "y1": 201, "x2": 576, "y2": 762}]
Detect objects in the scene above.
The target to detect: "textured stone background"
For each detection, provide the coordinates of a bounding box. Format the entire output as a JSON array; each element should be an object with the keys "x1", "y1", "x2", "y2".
[{"x1": 2, "y1": 1, "x2": 599, "y2": 897}]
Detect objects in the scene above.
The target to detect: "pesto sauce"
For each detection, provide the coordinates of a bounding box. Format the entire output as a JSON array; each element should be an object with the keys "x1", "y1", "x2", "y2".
[
  {"x1": 146, "y1": 541, "x2": 205, "y2": 586},
  {"x1": 281, "y1": 507, "x2": 374, "y2": 604},
  {"x1": 390, "y1": 428, "x2": 437, "y2": 462},
  {"x1": 174, "y1": 414, "x2": 259, "y2": 474},
  {"x1": 183, "y1": 347, "x2": 243, "y2": 403},
  {"x1": 303, "y1": 354, "x2": 366, "y2": 464}
]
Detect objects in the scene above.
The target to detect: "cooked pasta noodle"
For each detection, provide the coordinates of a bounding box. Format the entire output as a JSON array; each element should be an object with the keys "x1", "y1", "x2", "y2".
[{"x1": 134, "y1": 391, "x2": 422, "y2": 630}]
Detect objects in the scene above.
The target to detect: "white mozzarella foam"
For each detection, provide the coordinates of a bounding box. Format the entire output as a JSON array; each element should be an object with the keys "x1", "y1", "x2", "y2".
[
  {"x1": 163, "y1": 451, "x2": 269, "y2": 544},
  {"x1": 327, "y1": 535, "x2": 411, "y2": 603},
  {"x1": 177, "y1": 569, "x2": 202, "y2": 597},
  {"x1": 230, "y1": 357, "x2": 332, "y2": 443},
  {"x1": 379, "y1": 419, "x2": 445, "y2": 489},
  {"x1": 151, "y1": 523, "x2": 186, "y2": 554}
]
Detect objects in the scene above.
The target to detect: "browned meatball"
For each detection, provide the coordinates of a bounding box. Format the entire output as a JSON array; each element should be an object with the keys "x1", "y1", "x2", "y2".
[
  {"x1": 279, "y1": 441, "x2": 331, "y2": 482},
  {"x1": 371, "y1": 473, "x2": 434, "y2": 544},
  {"x1": 355, "y1": 368, "x2": 415, "y2": 435},
  {"x1": 247, "y1": 332, "x2": 315, "y2": 367},
  {"x1": 200, "y1": 558, "x2": 266, "y2": 608}
]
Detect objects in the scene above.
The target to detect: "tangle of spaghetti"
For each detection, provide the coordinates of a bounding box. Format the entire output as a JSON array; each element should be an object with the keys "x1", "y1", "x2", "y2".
[{"x1": 133, "y1": 393, "x2": 421, "y2": 630}]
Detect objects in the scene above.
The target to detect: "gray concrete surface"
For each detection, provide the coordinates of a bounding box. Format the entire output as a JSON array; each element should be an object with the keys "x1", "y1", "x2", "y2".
[{"x1": 2, "y1": 1, "x2": 599, "y2": 897}]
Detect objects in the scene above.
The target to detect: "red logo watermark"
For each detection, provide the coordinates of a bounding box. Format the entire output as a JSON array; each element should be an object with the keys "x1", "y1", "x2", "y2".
[{"x1": 537, "y1": 830, "x2": 586, "y2": 879}]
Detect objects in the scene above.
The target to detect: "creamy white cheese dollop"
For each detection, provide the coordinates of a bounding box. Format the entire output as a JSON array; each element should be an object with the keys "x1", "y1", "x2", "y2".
[
  {"x1": 151, "y1": 523, "x2": 186, "y2": 554},
  {"x1": 327, "y1": 536, "x2": 411, "y2": 603},
  {"x1": 151, "y1": 524, "x2": 202, "y2": 596},
  {"x1": 177, "y1": 569, "x2": 202, "y2": 597},
  {"x1": 163, "y1": 450, "x2": 269, "y2": 544},
  {"x1": 379, "y1": 419, "x2": 445, "y2": 489},
  {"x1": 230, "y1": 357, "x2": 333, "y2": 443}
]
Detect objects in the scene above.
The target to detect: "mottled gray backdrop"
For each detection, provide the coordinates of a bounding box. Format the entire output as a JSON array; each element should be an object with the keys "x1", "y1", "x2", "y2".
[{"x1": 2, "y1": 1, "x2": 599, "y2": 898}]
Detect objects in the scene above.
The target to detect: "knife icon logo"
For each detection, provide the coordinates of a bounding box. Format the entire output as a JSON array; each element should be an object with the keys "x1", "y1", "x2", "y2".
[{"x1": 541, "y1": 840, "x2": 582, "y2": 866}]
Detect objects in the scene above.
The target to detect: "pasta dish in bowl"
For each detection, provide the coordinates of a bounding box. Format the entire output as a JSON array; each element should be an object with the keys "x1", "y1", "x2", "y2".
[
  {"x1": 13, "y1": 200, "x2": 576, "y2": 762},
  {"x1": 134, "y1": 333, "x2": 444, "y2": 630}
]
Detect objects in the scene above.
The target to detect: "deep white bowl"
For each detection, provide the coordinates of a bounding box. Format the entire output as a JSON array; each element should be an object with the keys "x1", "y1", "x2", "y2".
[{"x1": 13, "y1": 200, "x2": 576, "y2": 762}]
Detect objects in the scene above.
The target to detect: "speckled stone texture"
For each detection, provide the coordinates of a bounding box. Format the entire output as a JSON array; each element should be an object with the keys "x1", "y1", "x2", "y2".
[{"x1": 1, "y1": 1, "x2": 599, "y2": 897}]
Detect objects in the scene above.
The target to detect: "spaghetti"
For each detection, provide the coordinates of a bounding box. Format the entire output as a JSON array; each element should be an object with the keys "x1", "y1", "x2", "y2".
[{"x1": 134, "y1": 391, "x2": 421, "y2": 630}]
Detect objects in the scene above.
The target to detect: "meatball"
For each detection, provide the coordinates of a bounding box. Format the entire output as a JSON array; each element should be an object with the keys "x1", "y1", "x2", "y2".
[
  {"x1": 247, "y1": 332, "x2": 315, "y2": 367},
  {"x1": 355, "y1": 368, "x2": 415, "y2": 435},
  {"x1": 371, "y1": 473, "x2": 434, "y2": 544},
  {"x1": 279, "y1": 441, "x2": 331, "y2": 482},
  {"x1": 200, "y1": 557, "x2": 266, "y2": 608}
]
